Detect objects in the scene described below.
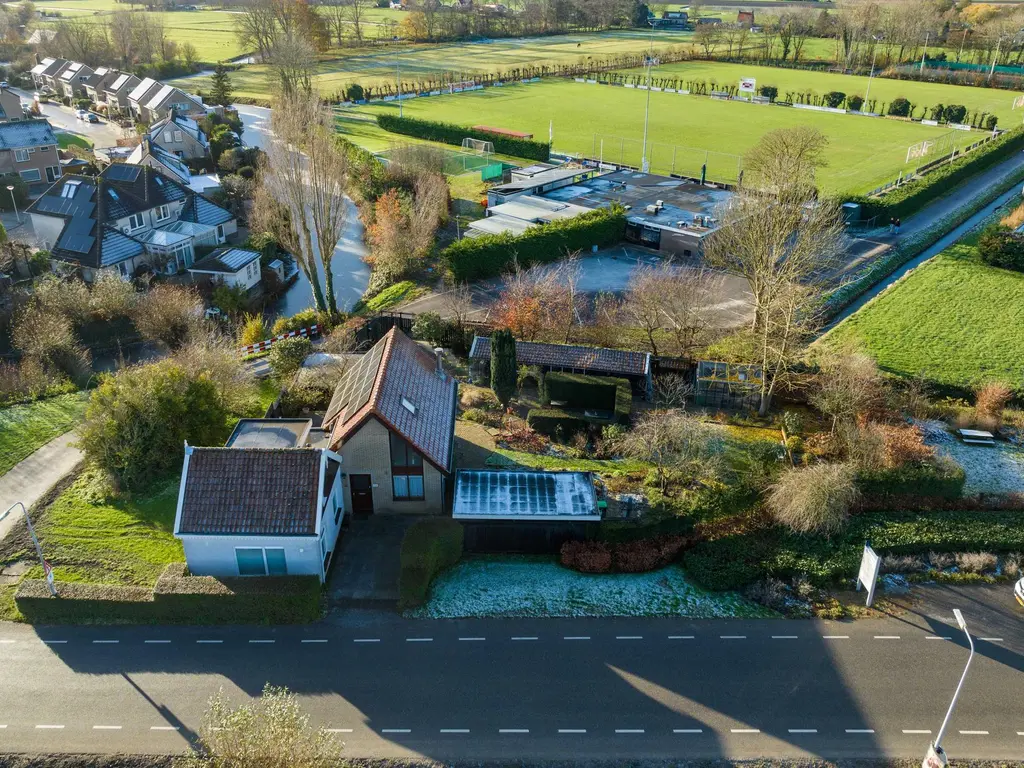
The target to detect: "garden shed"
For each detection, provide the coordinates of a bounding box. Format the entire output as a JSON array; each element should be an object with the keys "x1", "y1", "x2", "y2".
[
  {"x1": 453, "y1": 469, "x2": 601, "y2": 553},
  {"x1": 468, "y1": 336, "x2": 652, "y2": 398}
]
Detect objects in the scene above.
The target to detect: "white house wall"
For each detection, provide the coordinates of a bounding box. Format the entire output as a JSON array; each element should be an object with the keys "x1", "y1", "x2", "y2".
[{"x1": 180, "y1": 534, "x2": 323, "y2": 579}]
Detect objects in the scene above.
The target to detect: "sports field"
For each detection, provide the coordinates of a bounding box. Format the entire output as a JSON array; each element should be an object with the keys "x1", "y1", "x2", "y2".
[
  {"x1": 355, "y1": 79, "x2": 949, "y2": 194},
  {"x1": 634, "y1": 61, "x2": 1021, "y2": 125}
]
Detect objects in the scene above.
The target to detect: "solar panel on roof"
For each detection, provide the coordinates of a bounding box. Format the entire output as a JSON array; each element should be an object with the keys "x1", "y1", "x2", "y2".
[
  {"x1": 452, "y1": 470, "x2": 598, "y2": 520},
  {"x1": 324, "y1": 343, "x2": 385, "y2": 426},
  {"x1": 105, "y1": 164, "x2": 141, "y2": 182},
  {"x1": 59, "y1": 234, "x2": 94, "y2": 254}
]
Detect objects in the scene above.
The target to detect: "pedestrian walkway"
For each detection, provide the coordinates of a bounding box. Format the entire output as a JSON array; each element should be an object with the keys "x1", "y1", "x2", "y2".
[{"x1": 0, "y1": 431, "x2": 81, "y2": 544}]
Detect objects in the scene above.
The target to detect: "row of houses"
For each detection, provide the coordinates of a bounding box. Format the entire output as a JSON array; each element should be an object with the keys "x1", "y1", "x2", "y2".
[{"x1": 30, "y1": 57, "x2": 206, "y2": 125}]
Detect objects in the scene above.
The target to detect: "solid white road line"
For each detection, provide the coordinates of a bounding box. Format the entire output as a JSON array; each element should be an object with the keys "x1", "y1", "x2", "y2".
[
  {"x1": 720, "y1": 635, "x2": 746, "y2": 639},
  {"x1": 93, "y1": 725, "x2": 122, "y2": 730},
  {"x1": 405, "y1": 638, "x2": 433, "y2": 642},
  {"x1": 35, "y1": 725, "x2": 64, "y2": 729},
  {"x1": 667, "y1": 635, "x2": 694, "y2": 639},
  {"x1": 730, "y1": 729, "x2": 760, "y2": 734},
  {"x1": 302, "y1": 639, "x2": 328, "y2": 644},
  {"x1": 354, "y1": 638, "x2": 381, "y2": 643},
  {"x1": 789, "y1": 729, "x2": 818, "y2": 733},
  {"x1": 926, "y1": 636, "x2": 951, "y2": 640},
  {"x1": 615, "y1": 729, "x2": 645, "y2": 733},
  {"x1": 381, "y1": 729, "x2": 411, "y2": 734},
  {"x1": 846, "y1": 729, "x2": 875, "y2": 734},
  {"x1": 511, "y1": 636, "x2": 538, "y2": 641},
  {"x1": 616, "y1": 636, "x2": 643, "y2": 640},
  {"x1": 903, "y1": 729, "x2": 932, "y2": 734},
  {"x1": 674, "y1": 729, "x2": 704, "y2": 733},
  {"x1": 458, "y1": 637, "x2": 485, "y2": 641},
  {"x1": 559, "y1": 729, "x2": 587, "y2": 733},
  {"x1": 499, "y1": 729, "x2": 529, "y2": 733},
  {"x1": 150, "y1": 726, "x2": 180, "y2": 731},
  {"x1": 874, "y1": 635, "x2": 900, "y2": 640},
  {"x1": 249, "y1": 640, "x2": 275, "y2": 644},
  {"x1": 439, "y1": 729, "x2": 470, "y2": 733},
  {"x1": 772, "y1": 635, "x2": 798, "y2": 639},
  {"x1": 563, "y1": 636, "x2": 590, "y2": 640},
  {"x1": 959, "y1": 730, "x2": 989, "y2": 735}
]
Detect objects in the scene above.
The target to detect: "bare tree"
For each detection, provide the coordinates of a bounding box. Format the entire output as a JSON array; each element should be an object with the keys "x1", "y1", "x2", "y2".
[
  {"x1": 693, "y1": 23, "x2": 722, "y2": 58},
  {"x1": 612, "y1": 409, "x2": 724, "y2": 492},
  {"x1": 659, "y1": 264, "x2": 725, "y2": 357},
  {"x1": 809, "y1": 343, "x2": 885, "y2": 434},
  {"x1": 323, "y1": 0, "x2": 349, "y2": 47},
  {"x1": 235, "y1": 0, "x2": 279, "y2": 62},
  {"x1": 270, "y1": 34, "x2": 316, "y2": 96},
  {"x1": 442, "y1": 282, "x2": 475, "y2": 331},
  {"x1": 346, "y1": 0, "x2": 371, "y2": 42}
]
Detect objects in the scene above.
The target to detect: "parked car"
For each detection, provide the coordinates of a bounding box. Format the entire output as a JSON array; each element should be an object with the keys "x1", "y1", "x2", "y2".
[
  {"x1": 0, "y1": 81, "x2": 9, "y2": 89},
  {"x1": 1015, "y1": 576, "x2": 1024, "y2": 607},
  {"x1": 75, "y1": 109, "x2": 88, "y2": 120},
  {"x1": 87, "y1": 113, "x2": 99, "y2": 123}
]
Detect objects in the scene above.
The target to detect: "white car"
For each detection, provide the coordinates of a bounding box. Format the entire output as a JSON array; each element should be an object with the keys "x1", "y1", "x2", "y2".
[
  {"x1": 75, "y1": 109, "x2": 89, "y2": 120},
  {"x1": 1015, "y1": 577, "x2": 1024, "y2": 607}
]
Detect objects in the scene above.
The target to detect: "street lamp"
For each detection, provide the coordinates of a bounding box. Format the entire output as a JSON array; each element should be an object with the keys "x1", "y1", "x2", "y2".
[
  {"x1": 922, "y1": 609, "x2": 974, "y2": 768},
  {"x1": 6, "y1": 184, "x2": 18, "y2": 224},
  {"x1": 0, "y1": 503, "x2": 56, "y2": 597}
]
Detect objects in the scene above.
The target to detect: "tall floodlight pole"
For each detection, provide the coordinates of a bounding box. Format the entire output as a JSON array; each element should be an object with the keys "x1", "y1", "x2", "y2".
[
  {"x1": 1, "y1": 503, "x2": 56, "y2": 596},
  {"x1": 865, "y1": 38, "x2": 881, "y2": 106},
  {"x1": 921, "y1": 609, "x2": 975, "y2": 768},
  {"x1": 990, "y1": 35, "x2": 1003, "y2": 79},
  {"x1": 640, "y1": 17, "x2": 656, "y2": 174},
  {"x1": 920, "y1": 31, "x2": 930, "y2": 73},
  {"x1": 958, "y1": 27, "x2": 969, "y2": 63},
  {"x1": 396, "y1": 57, "x2": 403, "y2": 117}
]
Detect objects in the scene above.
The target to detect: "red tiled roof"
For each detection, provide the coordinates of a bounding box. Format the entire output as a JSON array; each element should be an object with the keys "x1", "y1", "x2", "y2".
[
  {"x1": 178, "y1": 448, "x2": 321, "y2": 536},
  {"x1": 324, "y1": 328, "x2": 457, "y2": 473},
  {"x1": 469, "y1": 336, "x2": 651, "y2": 376}
]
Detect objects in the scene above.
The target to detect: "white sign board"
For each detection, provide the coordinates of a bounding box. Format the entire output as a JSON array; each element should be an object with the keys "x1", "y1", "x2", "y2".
[
  {"x1": 858, "y1": 544, "x2": 881, "y2": 607},
  {"x1": 739, "y1": 77, "x2": 756, "y2": 94}
]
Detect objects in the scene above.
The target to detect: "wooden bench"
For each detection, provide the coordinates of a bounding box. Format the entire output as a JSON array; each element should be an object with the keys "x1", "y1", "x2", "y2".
[{"x1": 958, "y1": 429, "x2": 996, "y2": 446}]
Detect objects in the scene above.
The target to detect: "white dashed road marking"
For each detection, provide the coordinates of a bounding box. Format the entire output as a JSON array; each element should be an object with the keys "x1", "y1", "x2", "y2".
[
  {"x1": 0, "y1": 640, "x2": 14, "y2": 644},
  {"x1": 93, "y1": 725, "x2": 122, "y2": 730},
  {"x1": 381, "y1": 729, "x2": 411, "y2": 734},
  {"x1": 42, "y1": 640, "x2": 67, "y2": 644},
  {"x1": 903, "y1": 729, "x2": 932, "y2": 734},
  {"x1": 772, "y1": 635, "x2": 798, "y2": 639},
  {"x1": 731, "y1": 728, "x2": 760, "y2": 734},
  {"x1": 440, "y1": 729, "x2": 470, "y2": 733},
  {"x1": 720, "y1": 635, "x2": 746, "y2": 639},
  {"x1": 499, "y1": 729, "x2": 529, "y2": 733},
  {"x1": 980, "y1": 637, "x2": 1004, "y2": 642},
  {"x1": 789, "y1": 729, "x2": 817, "y2": 733},
  {"x1": 144, "y1": 640, "x2": 171, "y2": 644},
  {"x1": 564, "y1": 636, "x2": 590, "y2": 640},
  {"x1": 196, "y1": 640, "x2": 222, "y2": 644},
  {"x1": 674, "y1": 729, "x2": 704, "y2": 733},
  {"x1": 823, "y1": 635, "x2": 849, "y2": 640},
  {"x1": 846, "y1": 729, "x2": 875, "y2": 734},
  {"x1": 874, "y1": 636, "x2": 900, "y2": 640},
  {"x1": 668, "y1": 635, "x2": 694, "y2": 639},
  {"x1": 559, "y1": 729, "x2": 586, "y2": 733},
  {"x1": 926, "y1": 636, "x2": 951, "y2": 640},
  {"x1": 326, "y1": 728, "x2": 353, "y2": 733},
  {"x1": 92, "y1": 640, "x2": 119, "y2": 644},
  {"x1": 511, "y1": 636, "x2": 538, "y2": 641},
  {"x1": 35, "y1": 725, "x2": 64, "y2": 729},
  {"x1": 615, "y1": 729, "x2": 645, "y2": 733},
  {"x1": 405, "y1": 638, "x2": 433, "y2": 643},
  {"x1": 354, "y1": 638, "x2": 381, "y2": 643},
  {"x1": 150, "y1": 726, "x2": 180, "y2": 731},
  {"x1": 616, "y1": 636, "x2": 643, "y2": 640},
  {"x1": 249, "y1": 640, "x2": 275, "y2": 644},
  {"x1": 458, "y1": 637, "x2": 485, "y2": 641},
  {"x1": 959, "y1": 730, "x2": 989, "y2": 735},
  {"x1": 302, "y1": 639, "x2": 328, "y2": 644}
]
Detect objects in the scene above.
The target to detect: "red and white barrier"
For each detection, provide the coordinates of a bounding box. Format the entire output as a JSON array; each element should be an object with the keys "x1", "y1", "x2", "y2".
[{"x1": 240, "y1": 324, "x2": 320, "y2": 356}]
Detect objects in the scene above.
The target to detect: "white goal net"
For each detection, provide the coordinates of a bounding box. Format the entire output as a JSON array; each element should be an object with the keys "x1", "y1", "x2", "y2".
[{"x1": 461, "y1": 137, "x2": 495, "y2": 156}]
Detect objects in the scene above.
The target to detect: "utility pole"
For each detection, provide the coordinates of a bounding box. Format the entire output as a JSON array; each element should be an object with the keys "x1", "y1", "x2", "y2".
[{"x1": 922, "y1": 609, "x2": 974, "y2": 768}]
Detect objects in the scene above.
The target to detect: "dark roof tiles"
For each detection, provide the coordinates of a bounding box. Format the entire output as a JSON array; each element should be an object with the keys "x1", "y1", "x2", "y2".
[{"x1": 470, "y1": 336, "x2": 651, "y2": 376}]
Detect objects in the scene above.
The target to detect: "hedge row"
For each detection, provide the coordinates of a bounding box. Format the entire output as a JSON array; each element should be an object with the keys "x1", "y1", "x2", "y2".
[
  {"x1": 682, "y1": 509, "x2": 1024, "y2": 591},
  {"x1": 376, "y1": 114, "x2": 550, "y2": 162},
  {"x1": 399, "y1": 517, "x2": 464, "y2": 609},
  {"x1": 543, "y1": 372, "x2": 632, "y2": 424},
  {"x1": 14, "y1": 563, "x2": 321, "y2": 624},
  {"x1": 560, "y1": 535, "x2": 689, "y2": 574},
  {"x1": 845, "y1": 126, "x2": 1024, "y2": 220},
  {"x1": 527, "y1": 408, "x2": 589, "y2": 440},
  {"x1": 442, "y1": 206, "x2": 626, "y2": 281},
  {"x1": 856, "y1": 461, "x2": 966, "y2": 500}
]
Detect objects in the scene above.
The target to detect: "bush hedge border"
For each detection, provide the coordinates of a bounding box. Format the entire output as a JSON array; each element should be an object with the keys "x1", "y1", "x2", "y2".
[
  {"x1": 543, "y1": 371, "x2": 632, "y2": 424},
  {"x1": 399, "y1": 517, "x2": 464, "y2": 610},
  {"x1": 376, "y1": 114, "x2": 550, "y2": 162}
]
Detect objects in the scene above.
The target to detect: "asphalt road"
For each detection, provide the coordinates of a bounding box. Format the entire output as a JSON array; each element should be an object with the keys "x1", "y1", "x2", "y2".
[
  {"x1": 0, "y1": 610, "x2": 1020, "y2": 761},
  {"x1": 12, "y1": 88, "x2": 125, "y2": 148}
]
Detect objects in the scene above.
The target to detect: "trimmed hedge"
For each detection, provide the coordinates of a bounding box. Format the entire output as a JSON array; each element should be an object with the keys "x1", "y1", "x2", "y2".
[
  {"x1": 14, "y1": 563, "x2": 321, "y2": 624},
  {"x1": 857, "y1": 461, "x2": 965, "y2": 500},
  {"x1": 527, "y1": 408, "x2": 589, "y2": 440},
  {"x1": 845, "y1": 126, "x2": 1024, "y2": 220},
  {"x1": 683, "y1": 509, "x2": 1024, "y2": 591},
  {"x1": 376, "y1": 114, "x2": 551, "y2": 161},
  {"x1": 442, "y1": 207, "x2": 626, "y2": 282},
  {"x1": 544, "y1": 372, "x2": 632, "y2": 423},
  {"x1": 560, "y1": 535, "x2": 689, "y2": 574},
  {"x1": 399, "y1": 517, "x2": 464, "y2": 609}
]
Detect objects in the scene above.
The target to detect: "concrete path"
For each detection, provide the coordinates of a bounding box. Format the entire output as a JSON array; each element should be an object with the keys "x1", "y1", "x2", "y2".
[{"x1": 0, "y1": 431, "x2": 81, "y2": 544}]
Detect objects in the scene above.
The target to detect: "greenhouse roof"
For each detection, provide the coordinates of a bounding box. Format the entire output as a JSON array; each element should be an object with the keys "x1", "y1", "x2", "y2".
[{"x1": 452, "y1": 470, "x2": 599, "y2": 522}]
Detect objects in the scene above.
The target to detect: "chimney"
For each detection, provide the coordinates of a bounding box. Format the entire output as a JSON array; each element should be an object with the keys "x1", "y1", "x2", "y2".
[{"x1": 434, "y1": 347, "x2": 444, "y2": 377}]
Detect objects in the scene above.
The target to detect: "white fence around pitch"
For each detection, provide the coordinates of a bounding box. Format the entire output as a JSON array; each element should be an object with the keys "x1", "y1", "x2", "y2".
[{"x1": 239, "y1": 324, "x2": 321, "y2": 357}]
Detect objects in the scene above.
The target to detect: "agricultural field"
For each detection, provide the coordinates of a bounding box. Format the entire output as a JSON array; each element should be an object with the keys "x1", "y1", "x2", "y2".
[
  {"x1": 828, "y1": 244, "x2": 1024, "y2": 391},
  {"x1": 168, "y1": 28, "x2": 697, "y2": 99},
  {"x1": 638, "y1": 60, "x2": 1021, "y2": 126},
  {"x1": 355, "y1": 78, "x2": 949, "y2": 193}
]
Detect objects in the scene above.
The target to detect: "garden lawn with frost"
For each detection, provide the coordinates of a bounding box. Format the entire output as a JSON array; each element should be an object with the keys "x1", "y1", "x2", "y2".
[
  {"x1": 407, "y1": 556, "x2": 776, "y2": 619},
  {"x1": 919, "y1": 420, "x2": 1024, "y2": 495}
]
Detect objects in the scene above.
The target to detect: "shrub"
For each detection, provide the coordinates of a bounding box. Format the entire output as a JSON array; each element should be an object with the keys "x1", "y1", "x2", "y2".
[
  {"x1": 376, "y1": 114, "x2": 550, "y2": 162},
  {"x1": 527, "y1": 408, "x2": 589, "y2": 441},
  {"x1": 271, "y1": 308, "x2": 322, "y2": 336},
  {"x1": 757, "y1": 84, "x2": 778, "y2": 101},
  {"x1": 560, "y1": 540, "x2": 612, "y2": 573},
  {"x1": 441, "y1": 207, "x2": 626, "y2": 282},
  {"x1": 78, "y1": 359, "x2": 229, "y2": 490},
  {"x1": 976, "y1": 225, "x2": 1024, "y2": 272},
  {"x1": 267, "y1": 336, "x2": 312, "y2": 380},
  {"x1": 12, "y1": 306, "x2": 91, "y2": 385},
  {"x1": 929, "y1": 551, "x2": 955, "y2": 570},
  {"x1": 238, "y1": 313, "x2": 269, "y2": 346},
  {"x1": 856, "y1": 458, "x2": 965, "y2": 500},
  {"x1": 462, "y1": 407, "x2": 502, "y2": 427},
  {"x1": 543, "y1": 371, "x2": 632, "y2": 424},
  {"x1": 824, "y1": 91, "x2": 845, "y2": 109},
  {"x1": 411, "y1": 311, "x2": 447, "y2": 344},
  {"x1": 942, "y1": 104, "x2": 967, "y2": 124},
  {"x1": 888, "y1": 97, "x2": 911, "y2": 117},
  {"x1": 399, "y1": 518, "x2": 464, "y2": 609},
  {"x1": 975, "y1": 381, "x2": 1013, "y2": 426},
  {"x1": 490, "y1": 328, "x2": 517, "y2": 409},
  {"x1": 847, "y1": 94, "x2": 864, "y2": 112},
  {"x1": 881, "y1": 553, "x2": 927, "y2": 573},
  {"x1": 132, "y1": 284, "x2": 205, "y2": 350},
  {"x1": 955, "y1": 551, "x2": 998, "y2": 574},
  {"x1": 560, "y1": 535, "x2": 687, "y2": 574},
  {"x1": 744, "y1": 577, "x2": 790, "y2": 612},
  {"x1": 986, "y1": 114, "x2": 998, "y2": 130},
  {"x1": 875, "y1": 423, "x2": 934, "y2": 468},
  {"x1": 767, "y1": 463, "x2": 860, "y2": 536},
  {"x1": 345, "y1": 83, "x2": 365, "y2": 101}
]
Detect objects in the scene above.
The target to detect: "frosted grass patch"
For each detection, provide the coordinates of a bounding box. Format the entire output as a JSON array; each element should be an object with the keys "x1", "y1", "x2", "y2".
[
  {"x1": 919, "y1": 420, "x2": 1024, "y2": 495},
  {"x1": 406, "y1": 556, "x2": 776, "y2": 619}
]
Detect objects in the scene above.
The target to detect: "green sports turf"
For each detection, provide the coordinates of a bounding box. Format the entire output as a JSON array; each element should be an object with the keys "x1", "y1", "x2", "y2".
[
  {"x1": 355, "y1": 79, "x2": 949, "y2": 194},
  {"x1": 827, "y1": 245, "x2": 1024, "y2": 391},
  {"x1": 636, "y1": 60, "x2": 1021, "y2": 125}
]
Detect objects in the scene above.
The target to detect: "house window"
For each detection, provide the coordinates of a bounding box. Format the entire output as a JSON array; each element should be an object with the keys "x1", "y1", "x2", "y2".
[
  {"x1": 235, "y1": 547, "x2": 287, "y2": 576},
  {"x1": 40, "y1": 145, "x2": 51, "y2": 153},
  {"x1": 216, "y1": 224, "x2": 225, "y2": 241},
  {"x1": 390, "y1": 432, "x2": 424, "y2": 500},
  {"x1": 127, "y1": 212, "x2": 145, "y2": 230},
  {"x1": 173, "y1": 130, "x2": 183, "y2": 143},
  {"x1": 19, "y1": 168, "x2": 40, "y2": 182},
  {"x1": 13, "y1": 149, "x2": 29, "y2": 162},
  {"x1": 154, "y1": 204, "x2": 170, "y2": 222}
]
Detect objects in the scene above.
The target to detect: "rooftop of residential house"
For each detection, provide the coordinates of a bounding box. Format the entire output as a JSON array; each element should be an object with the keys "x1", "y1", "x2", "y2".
[
  {"x1": 469, "y1": 336, "x2": 651, "y2": 377},
  {"x1": 190, "y1": 246, "x2": 259, "y2": 275},
  {"x1": 226, "y1": 419, "x2": 313, "y2": 449},
  {"x1": 127, "y1": 137, "x2": 191, "y2": 184},
  {"x1": 0, "y1": 119, "x2": 57, "y2": 150},
  {"x1": 150, "y1": 112, "x2": 207, "y2": 144},
  {"x1": 323, "y1": 327, "x2": 458, "y2": 473}
]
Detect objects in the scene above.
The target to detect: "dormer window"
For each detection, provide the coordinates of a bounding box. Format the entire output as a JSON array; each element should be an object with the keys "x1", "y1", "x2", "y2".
[
  {"x1": 127, "y1": 212, "x2": 145, "y2": 231},
  {"x1": 154, "y1": 204, "x2": 170, "y2": 222}
]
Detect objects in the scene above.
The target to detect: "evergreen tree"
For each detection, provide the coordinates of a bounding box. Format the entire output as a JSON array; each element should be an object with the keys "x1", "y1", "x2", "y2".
[
  {"x1": 209, "y1": 63, "x2": 234, "y2": 107},
  {"x1": 490, "y1": 329, "x2": 517, "y2": 410}
]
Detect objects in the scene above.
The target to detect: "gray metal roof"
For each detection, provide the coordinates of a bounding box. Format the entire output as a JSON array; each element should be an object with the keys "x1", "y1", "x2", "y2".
[
  {"x1": 0, "y1": 119, "x2": 57, "y2": 150},
  {"x1": 226, "y1": 419, "x2": 313, "y2": 449},
  {"x1": 190, "y1": 247, "x2": 259, "y2": 274},
  {"x1": 453, "y1": 470, "x2": 599, "y2": 521}
]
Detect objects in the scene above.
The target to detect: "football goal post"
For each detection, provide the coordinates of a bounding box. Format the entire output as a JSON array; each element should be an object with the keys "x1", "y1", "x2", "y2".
[{"x1": 461, "y1": 137, "x2": 495, "y2": 156}]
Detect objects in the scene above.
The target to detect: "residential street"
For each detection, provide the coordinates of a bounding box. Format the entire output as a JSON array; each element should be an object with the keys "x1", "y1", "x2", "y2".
[
  {"x1": 11, "y1": 88, "x2": 125, "y2": 148},
  {"x1": 0, "y1": 603, "x2": 1020, "y2": 761}
]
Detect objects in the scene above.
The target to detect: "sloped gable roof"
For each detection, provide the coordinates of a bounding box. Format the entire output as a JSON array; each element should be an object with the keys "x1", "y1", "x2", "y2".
[
  {"x1": 180, "y1": 193, "x2": 232, "y2": 226},
  {"x1": 324, "y1": 328, "x2": 457, "y2": 473},
  {"x1": 178, "y1": 447, "x2": 322, "y2": 536},
  {"x1": 0, "y1": 119, "x2": 57, "y2": 150},
  {"x1": 469, "y1": 336, "x2": 651, "y2": 376}
]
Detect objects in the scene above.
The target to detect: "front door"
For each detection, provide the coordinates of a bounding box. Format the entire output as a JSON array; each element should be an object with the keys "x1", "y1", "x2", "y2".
[{"x1": 350, "y1": 475, "x2": 374, "y2": 517}]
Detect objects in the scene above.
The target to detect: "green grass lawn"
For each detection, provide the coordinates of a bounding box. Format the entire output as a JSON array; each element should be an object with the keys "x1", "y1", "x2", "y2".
[
  {"x1": 0, "y1": 393, "x2": 88, "y2": 476},
  {"x1": 638, "y1": 60, "x2": 1020, "y2": 126},
  {"x1": 359, "y1": 280, "x2": 426, "y2": 312},
  {"x1": 56, "y1": 131, "x2": 93, "y2": 150},
  {"x1": 827, "y1": 244, "x2": 1024, "y2": 391},
  {"x1": 356, "y1": 79, "x2": 948, "y2": 193}
]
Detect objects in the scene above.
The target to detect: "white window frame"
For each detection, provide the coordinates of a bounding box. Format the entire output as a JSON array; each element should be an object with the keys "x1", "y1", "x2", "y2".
[
  {"x1": 173, "y1": 130, "x2": 183, "y2": 143},
  {"x1": 18, "y1": 168, "x2": 41, "y2": 182},
  {"x1": 234, "y1": 547, "x2": 287, "y2": 577},
  {"x1": 13, "y1": 148, "x2": 29, "y2": 162},
  {"x1": 127, "y1": 212, "x2": 145, "y2": 231},
  {"x1": 154, "y1": 204, "x2": 170, "y2": 223}
]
